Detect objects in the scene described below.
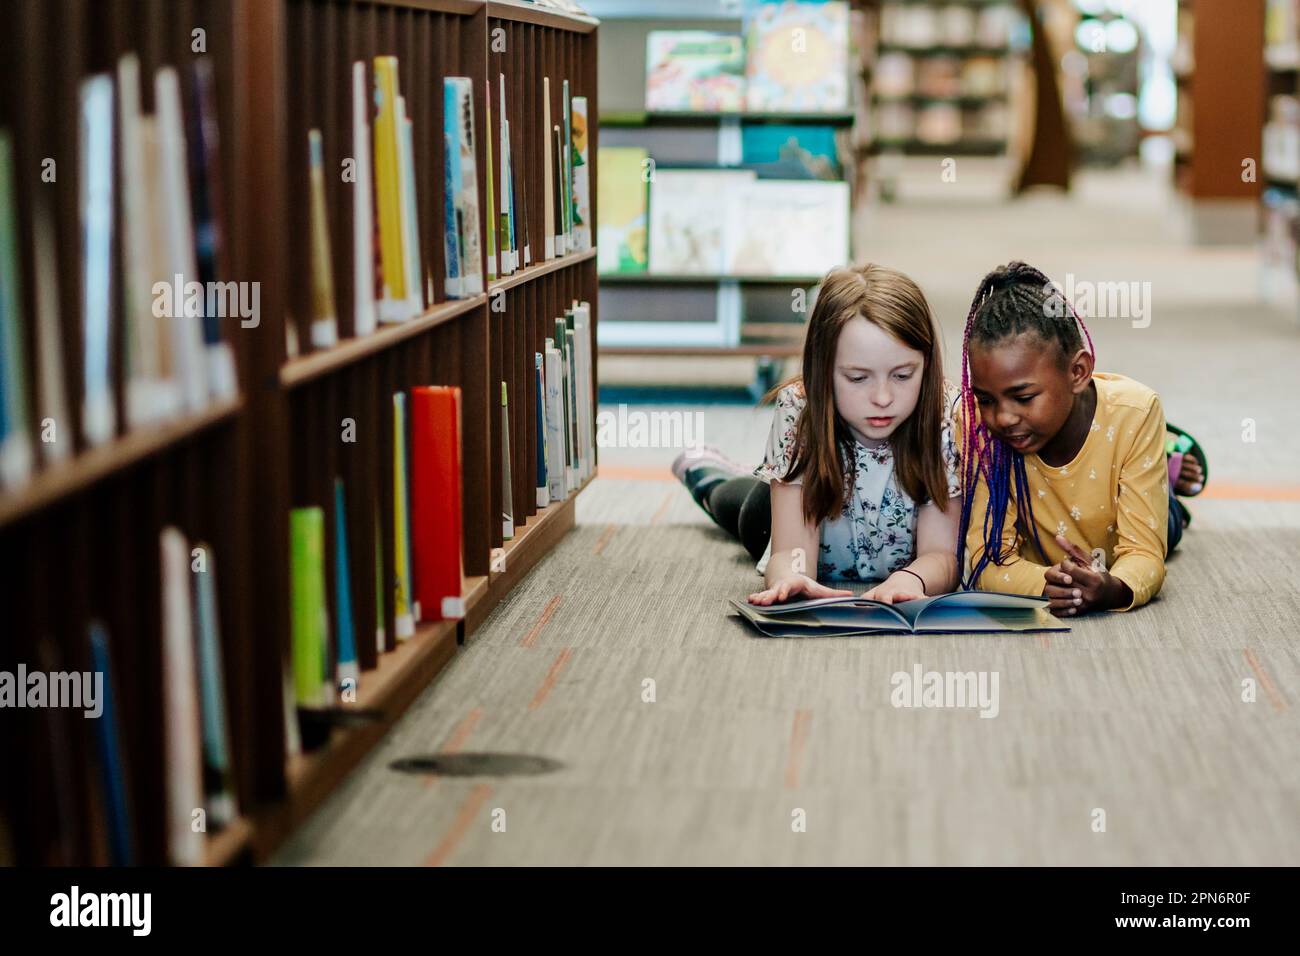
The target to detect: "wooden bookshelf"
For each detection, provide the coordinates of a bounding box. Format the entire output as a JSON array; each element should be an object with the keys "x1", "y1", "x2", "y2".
[{"x1": 0, "y1": 0, "x2": 599, "y2": 866}]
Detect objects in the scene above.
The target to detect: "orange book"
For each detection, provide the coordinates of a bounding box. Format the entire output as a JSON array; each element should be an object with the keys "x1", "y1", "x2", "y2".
[{"x1": 410, "y1": 386, "x2": 465, "y2": 620}]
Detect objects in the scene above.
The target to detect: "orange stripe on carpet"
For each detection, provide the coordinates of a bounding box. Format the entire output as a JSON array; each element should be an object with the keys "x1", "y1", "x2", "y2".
[
  {"x1": 520, "y1": 595, "x2": 562, "y2": 648},
  {"x1": 592, "y1": 523, "x2": 617, "y2": 555},
  {"x1": 785, "y1": 710, "x2": 813, "y2": 789},
  {"x1": 423, "y1": 707, "x2": 484, "y2": 789},
  {"x1": 424, "y1": 783, "x2": 494, "y2": 866},
  {"x1": 1199, "y1": 482, "x2": 1300, "y2": 502},
  {"x1": 528, "y1": 648, "x2": 575, "y2": 711},
  {"x1": 1244, "y1": 649, "x2": 1288, "y2": 712},
  {"x1": 596, "y1": 464, "x2": 676, "y2": 481},
  {"x1": 650, "y1": 489, "x2": 674, "y2": 524}
]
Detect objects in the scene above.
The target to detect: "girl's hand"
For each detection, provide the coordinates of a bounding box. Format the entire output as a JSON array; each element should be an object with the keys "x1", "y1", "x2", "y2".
[
  {"x1": 861, "y1": 572, "x2": 925, "y2": 605},
  {"x1": 1043, "y1": 534, "x2": 1131, "y2": 615},
  {"x1": 748, "y1": 575, "x2": 854, "y2": 606}
]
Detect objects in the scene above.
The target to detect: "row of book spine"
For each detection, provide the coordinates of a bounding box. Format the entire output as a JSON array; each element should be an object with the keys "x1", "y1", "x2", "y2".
[
  {"x1": 29, "y1": 530, "x2": 239, "y2": 866},
  {"x1": 300, "y1": 58, "x2": 593, "y2": 357},
  {"x1": 0, "y1": 56, "x2": 238, "y2": 494}
]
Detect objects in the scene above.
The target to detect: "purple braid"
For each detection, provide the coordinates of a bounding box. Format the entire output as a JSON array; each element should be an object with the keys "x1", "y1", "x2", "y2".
[{"x1": 955, "y1": 262, "x2": 1095, "y2": 590}]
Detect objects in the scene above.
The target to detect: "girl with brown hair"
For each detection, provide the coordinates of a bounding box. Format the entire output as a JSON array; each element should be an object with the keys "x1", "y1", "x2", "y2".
[{"x1": 673, "y1": 263, "x2": 963, "y2": 605}]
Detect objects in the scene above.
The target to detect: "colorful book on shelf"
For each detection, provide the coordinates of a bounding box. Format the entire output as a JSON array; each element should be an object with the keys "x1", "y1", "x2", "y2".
[
  {"x1": 535, "y1": 352, "x2": 549, "y2": 508},
  {"x1": 392, "y1": 392, "x2": 416, "y2": 638},
  {"x1": 572, "y1": 300, "x2": 594, "y2": 481},
  {"x1": 647, "y1": 168, "x2": 755, "y2": 275},
  {"x1": 544, "y1": 342, "x2": 567, "y2": 501},
  {"x1": 373, "y1": 56, "x2": 413, "y2": 322},
  {"x1": 117, "y1": 54, "x2": 178, "y2": 428},
  {"x1": 501, "y1": 382, "x2": 514, "y2": 539},
  {"x1": 543, "y1": 78, "x2": 556, "y2": 259},
  {"x1": 744, "y1": 0, "x2": 849, "y2": 113},
  {"x1": 410, "y1": 386, "x2": 465, "y2": 621},
  {"x1": 497, "y1": 74, "x2": 515, "y2": 275},
  {"x1": 740, "y1": 124, "x2": 841, "y2": 179},
  {"x1": 505, "y1": 118, "x2": 519, "y2": 271},
  {"x1": 189, "y1": 58, "x2": 238, "y2": 398},
  {"x1": 571, "y1": 96, "x2": 591, "y2": 252},
  {"x1": 485, "y1": 78, "x2": 497, "y2": 280},
  {"x1": 334, "y1": 478, "x2": 359, "y2": 689},
  {"x1": 190, "y1": 541, "x2": 237, "y2": 829},
  {"x1": 290, "y1": 507, "x2": 331, "y2": 708},
  {"x1": 596, "y1": 147, "x2": 648, "y2": 275},
  {"x1": 442, "y1": 117, "x2": 463, "y2": 299},
  {"x1": 308, "y1": 129, "x2": 340, "y2": 349},
  {"x1": 724, "y1": 178, "x2": 849, "y2": 277},
  {"x1": 79, "y1": 74, "x2": 117, "y2": 447},
  {"x1": 374, "y1": 499, "x2": 386, "y2": 653},
  {"x1": 562, "y1": 318, "x2": 578, "y2": 490},
  {"x1": 32, "y1": 199, "x2": 68, "y2": 465},
  {"x1": 645, "y1": 30, "x2": 746, "y2": 113},
  {"x1": 517, "y1": 116, "x2": 531, "y2": 268},
  {"x1": 445, "y1": 77, "x2": 484, "y2": 297},
  {"x1": 0, "y1": 130, "x2": 32, "y2": 490},
  {"x1": 88, "y1": 623, "x2": 134, "y2": 866},
  {"x1": 353, "y1": 61, "x2": 378, "y2": 337},
  {"x1": 156, "y1": 67, "x2": 210, "y2": 413},
  {"x1": 160, "y1": 527, "x2": 205, "y2": 866},
  {"x1": 562, "y1": 81, "x2": 573, "y2": 253}
]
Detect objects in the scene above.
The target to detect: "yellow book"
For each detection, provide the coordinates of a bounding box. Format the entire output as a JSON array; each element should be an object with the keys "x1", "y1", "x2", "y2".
[
  {"x1": 307, "y1": 129, "x2": 338, "y2": 348},
  {"x1": 373, "y1": 57, "x2": 408, "y2": 320},
  {"x1": 392, "y1": 392, "x2": 415, "y2": 639}
]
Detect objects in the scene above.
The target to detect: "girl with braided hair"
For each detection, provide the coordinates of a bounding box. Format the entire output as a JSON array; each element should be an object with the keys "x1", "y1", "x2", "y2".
[
  {"x1": 673, "y1": 264, "x2": 963, "y2": 606},
  {"x1": 957, "y1": 261, "x2": 1199, "y2": 615}
]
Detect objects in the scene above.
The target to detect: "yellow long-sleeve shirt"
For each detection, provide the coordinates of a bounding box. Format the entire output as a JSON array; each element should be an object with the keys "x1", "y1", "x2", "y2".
[{"x1": 963, "y1": 372, "x2": 1169, "y2": 611}]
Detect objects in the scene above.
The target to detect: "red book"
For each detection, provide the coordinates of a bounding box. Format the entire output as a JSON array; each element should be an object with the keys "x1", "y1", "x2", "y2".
[{"x1": 410, "y1": 386, "x2": 465, "y2": 620}]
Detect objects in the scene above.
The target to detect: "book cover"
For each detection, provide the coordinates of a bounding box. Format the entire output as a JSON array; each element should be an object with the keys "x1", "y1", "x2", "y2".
[
  {"x1": 563, "y1": 321, "x2": 578, "y2": 489},
  {"x1": 740, "y1": 124, "x2": 841, "y2": 179},
  {"x1": 352, "y1": 61, "x2": 378, "y2": 337},
  {"x1": 535, "y1": 352, "x2": 549, "y2": 507},
  {"x1": 562, "y1": 81, "x2": 573, "y2": 251},
  {"x1": 190, "y1": 542, "x2": 237, "y2": 828},
  {"x1": 78, "y1": 75, "x2": 118, "y2": 447},
  {"x1": 505, "y1": 118, "x2": 518, "y2": 272},
  {"x1": 156, "y1": 67, "x2": 210, "y2": 412},
  {"x1": 88, "y1": 623, "x2": 135, "y2": 866},
  {"x1": 410, "y1": 386, "x2": 466, "y2": 620},
  {"x1": 572, "y1": 302, "x2": 594, "y2": 480},
  {"x1": 543, "y1": 78, "x2": 556, "y2": 259},
  {"x1": 373, "y1": 57, "x2": 411, "y2": 321},
  {"x1": 724, "y1": 178, "x2": 849, "y2": 277},
  {"x1": 571, "y1": 96, "x2": 591, "y2": 252},
  {"x1": 744, "y1": 0, "x2": 850, "y2": 113},
  {"x1": 290, "y1": 508, "x2": 331, "y2": 707},
  {"x1": 501, "y1": 382, "x2": 514, "y2": 539},
  {"x1": 0, "y1": 131, "x2": 32, "y2": 489},
  {"x1": 442, "y1": 115, "x2": 464, "y2": 299},
  {"x1": 160, "y1": 527, "x2": 205, "y2": 865},
  {"x1": 498, "y1": 74, "x2": 514, "y2": 275},
  {"x1": 595, "y1": 147, "x2": 648, "y2": 275},
  {"x1": 645, "y1": 30, "x2": 745, "y2": 113},
  {"x1": 553, "y1": 125, "x2": 567, "y2": 256},
  {"x1": 647, "y1": 169, "x2": 755, "y2": 275},
  {"x1": 730, "y1": 591, "x2": 1069, "y2": 638},
  {"x1": 392, "y1": 393, "x2": 416, "y2": 638},
  {"x1": 334, "y1": 479, "x2": 359, "y2": 689},
  {"x1": 308, "y1": 129, "x2": 340, "y2": 348},
  {"x1": 31, "y1": 201, "x2": 69, "y2": 465},
  {"x1": 189, "y1": 58, "x2": 238, "y2": 398},
  {"x1": 447, "y1": 78, "x2": 484, "y2": 296},
  {"x1": 485, "y1": 78, "x2": 497, "y2": 280}
]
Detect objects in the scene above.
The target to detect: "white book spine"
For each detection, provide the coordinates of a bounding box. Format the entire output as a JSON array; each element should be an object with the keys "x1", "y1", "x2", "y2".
[
  {"x1": 572, "y1": 97, "x2": 591, "y2": 252},
  {"x1": 79, "y1": 75, "x2": 118, "y2": 447},
  {"x1": 542, "y1": 78, "x2": 555, "y2": 260},
  {"x1": 353, "y1": 62, "x2": 377, "y2": 337},
  {"x1": 32, "y1": 204, "x2": 69, "y2": 464},
  {"x1": 544, "y1": 346, "x2": 565, "y2": 501},
  {"x1": 397, "y1": 100, "x2": 423, "y2": 316},
  {"x1": 160, "y1": 527, "x2": 205, "y2": 866}
]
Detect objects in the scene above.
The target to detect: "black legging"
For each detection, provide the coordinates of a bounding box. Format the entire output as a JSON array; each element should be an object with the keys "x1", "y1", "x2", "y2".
[{"x1": 702, "y1": 476, "x2": 771, "y2": 561}]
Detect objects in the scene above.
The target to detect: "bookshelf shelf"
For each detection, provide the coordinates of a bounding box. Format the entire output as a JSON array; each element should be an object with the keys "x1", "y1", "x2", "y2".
[
  {"x1": 280, "y1": 297, "x2": 488, "y2": 388},
  {"x1": 0, "y1": 399, "x2": 244, "y2": 531},
  {"x1": 488, "y1": 0, "x2": 598, "y2": 33},
  {"x1": 203, "y1": 817, "x2": 254, "y2": 867},
  {"x1": 488, "y1": 248, "x2": 598, "y2": 294}
]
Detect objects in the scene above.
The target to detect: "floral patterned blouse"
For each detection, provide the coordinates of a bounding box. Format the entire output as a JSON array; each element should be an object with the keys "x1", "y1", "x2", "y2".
[{"x1": 753, "y1": 380, "x2": 962, "y2": 582}]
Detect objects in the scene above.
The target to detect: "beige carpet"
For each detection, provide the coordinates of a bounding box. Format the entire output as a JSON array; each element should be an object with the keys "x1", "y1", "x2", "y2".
[{"x1": 273, "y1": 163, "x2": 1300, "y2": 866}]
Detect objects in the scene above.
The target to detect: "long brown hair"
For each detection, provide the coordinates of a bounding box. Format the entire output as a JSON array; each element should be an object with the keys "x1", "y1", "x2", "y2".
[{"x1": 779, "y1": 264, "x2": 948, "y2": 526}]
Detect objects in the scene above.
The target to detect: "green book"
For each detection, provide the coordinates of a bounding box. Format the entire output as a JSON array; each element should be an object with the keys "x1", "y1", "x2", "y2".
[
  {"x1": 290, "y1": 507, "x2": 330, "y2": 707},
  {"x1": 0, "y1": 131, "x2": 33, "y2": 490}
]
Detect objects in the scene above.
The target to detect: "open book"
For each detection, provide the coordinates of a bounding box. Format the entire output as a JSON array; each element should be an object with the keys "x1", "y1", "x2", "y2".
[{"x1": 729, "y1": 591, "x2": 1069, "y2": 637}]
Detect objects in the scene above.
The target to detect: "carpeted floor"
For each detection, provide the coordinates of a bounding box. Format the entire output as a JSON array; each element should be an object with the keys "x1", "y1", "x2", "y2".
[{"x1": 273, "y1": 162, "x2": 1300, "y2": 866}]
